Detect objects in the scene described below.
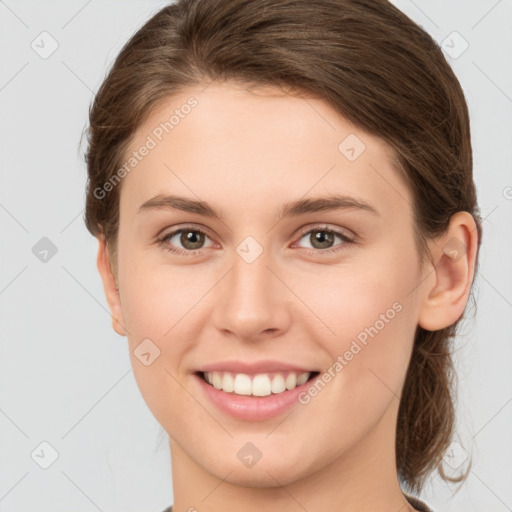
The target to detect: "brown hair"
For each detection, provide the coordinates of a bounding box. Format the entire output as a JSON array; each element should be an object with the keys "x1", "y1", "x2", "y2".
[{"x1": 84, "y1": 0, "x2": 482, "y2": 494}]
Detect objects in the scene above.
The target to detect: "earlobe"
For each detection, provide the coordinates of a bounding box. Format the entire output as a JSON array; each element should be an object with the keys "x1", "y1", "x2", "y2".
[
  {"x1": 418, "y1": 211, "x2": 479, "y2": 332},
  {"x1": 96, "y1": 235, "x2": 127, "y2": 336}
]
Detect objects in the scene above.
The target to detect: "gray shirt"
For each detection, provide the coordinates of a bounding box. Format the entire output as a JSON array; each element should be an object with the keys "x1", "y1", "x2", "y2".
[{"x1": 162, "y1": 493, "x2": 434, "y2": 511}]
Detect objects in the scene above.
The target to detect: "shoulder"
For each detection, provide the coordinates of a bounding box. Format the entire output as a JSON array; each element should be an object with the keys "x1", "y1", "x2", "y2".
[
  {"x1": 403, "y1": 492, "x2": 435, "y2": 512},
  {"x1": 162, "y1": 493, "x2": 434, "y2": 512},
  {"x1": 162, "y1": 497, "x2": 433, "y2": 512}
]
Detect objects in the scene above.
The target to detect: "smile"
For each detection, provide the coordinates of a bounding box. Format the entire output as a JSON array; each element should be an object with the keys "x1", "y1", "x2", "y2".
[{"x1": 201, "y1": 370, "x2": 319, "y2": 396}]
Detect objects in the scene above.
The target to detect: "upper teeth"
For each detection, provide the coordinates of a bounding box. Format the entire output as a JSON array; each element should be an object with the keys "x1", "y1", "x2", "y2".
[{"x1": 203, "y1": 371, "x2": 311, "y2": 396}]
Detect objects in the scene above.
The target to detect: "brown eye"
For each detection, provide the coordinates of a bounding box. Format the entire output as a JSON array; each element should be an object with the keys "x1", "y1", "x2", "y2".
[
  {"x1": 178, "y1": 230, "x2": 205, "y2": 250},
  {"x1": 295, "y1": 225, "x2": 355, "y2": 254},
  {"x1": 309, "y1": 230, "x2": 336, "y2": 249},
  {"x1": 159, "y1": 226, "x2": 214, "y2": 255}
]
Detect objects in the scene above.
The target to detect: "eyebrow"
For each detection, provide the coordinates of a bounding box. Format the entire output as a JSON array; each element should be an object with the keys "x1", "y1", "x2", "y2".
[{"x1": 138, "y1": 193, "x2": 380, "y2": 219}]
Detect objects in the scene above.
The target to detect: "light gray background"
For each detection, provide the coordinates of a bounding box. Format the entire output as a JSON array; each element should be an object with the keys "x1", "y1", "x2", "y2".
[{"x1": 0, "y1": 1, "x2": 511, "y2": 511}]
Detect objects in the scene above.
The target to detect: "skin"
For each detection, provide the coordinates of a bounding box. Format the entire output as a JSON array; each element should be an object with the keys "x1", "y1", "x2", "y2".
[{"x1": 96, "y1": 82, "x2": 478, "y2": 512}]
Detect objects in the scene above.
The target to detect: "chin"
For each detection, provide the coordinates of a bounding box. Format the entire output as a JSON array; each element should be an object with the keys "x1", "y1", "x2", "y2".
[{"x1": 203, "y1": 453, "x2": 314, "y2": 488}]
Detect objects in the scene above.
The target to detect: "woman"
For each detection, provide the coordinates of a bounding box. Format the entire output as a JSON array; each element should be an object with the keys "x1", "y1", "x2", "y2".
[{"x1": 83, "y1": 1, "x2": 482, "y2": 510}]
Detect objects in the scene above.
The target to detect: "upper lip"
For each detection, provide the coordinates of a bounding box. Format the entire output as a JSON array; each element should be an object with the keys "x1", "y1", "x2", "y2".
[{"x1": 196, "y1": 360, "x2": 317, "y2": 374}]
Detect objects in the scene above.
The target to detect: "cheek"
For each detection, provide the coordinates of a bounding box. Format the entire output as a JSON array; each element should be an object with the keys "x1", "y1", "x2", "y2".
[
  {"x1": 293, "y1": 240, "x2": 420, "y2": 342},
  {"x1": 119, "y1": 265, "x2": 199, "y2": 430},
  {"x1": 118, "y1": 252, "x2": 206, "y2": 342},
  {"x1": 295, "y1": 241, "x2": 421, "y2": 401},
  {"x1": 115, "y1": 245, "x2": 205, "y2": 420}
]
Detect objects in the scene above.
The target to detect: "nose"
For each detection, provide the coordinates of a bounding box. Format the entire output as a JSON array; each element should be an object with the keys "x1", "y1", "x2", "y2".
[{"x1": 211, "y1": 248, "x2": 292, "y2": 342}]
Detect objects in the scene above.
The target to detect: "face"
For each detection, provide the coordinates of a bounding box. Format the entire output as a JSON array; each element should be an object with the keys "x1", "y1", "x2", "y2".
[{"x1": 103, "y1": 82, "x2": 430, "y2": 486}]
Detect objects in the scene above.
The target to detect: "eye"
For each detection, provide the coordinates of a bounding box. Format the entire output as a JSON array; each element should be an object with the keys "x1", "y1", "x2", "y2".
[
  {"x1": 293, "y1": 225, "x2": 356, "y2": 254},
  {"x1": 157, "y1": 223, "x2": 356, "y2": 257},
  {"x1": 158, "y1": 225, "x2": 214, "y2": 255}
]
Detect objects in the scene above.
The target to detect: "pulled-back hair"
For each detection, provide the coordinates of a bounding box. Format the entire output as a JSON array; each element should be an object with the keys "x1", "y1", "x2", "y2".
[{"x1": 84, "y1": 0, "x2": 482, "y2": 494}]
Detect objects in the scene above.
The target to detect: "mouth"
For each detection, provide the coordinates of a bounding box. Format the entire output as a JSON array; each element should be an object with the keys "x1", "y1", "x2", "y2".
[{"x1": 196, "y1": 370, "x2": 320, "y2": 397}]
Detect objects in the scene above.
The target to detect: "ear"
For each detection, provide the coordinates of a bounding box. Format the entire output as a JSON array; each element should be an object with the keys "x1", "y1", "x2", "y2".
[
  {"x1": 96, "y1": 235, "x2": 127, "y2": 336},
  {"x1": 418, "y1": 211, "x2": 479, "y2": 331}
]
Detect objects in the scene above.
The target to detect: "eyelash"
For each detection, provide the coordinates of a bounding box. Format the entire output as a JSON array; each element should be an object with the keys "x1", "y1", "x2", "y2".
[{"x1": 157, "y1": 223, "x2": 356, "y2": 257}]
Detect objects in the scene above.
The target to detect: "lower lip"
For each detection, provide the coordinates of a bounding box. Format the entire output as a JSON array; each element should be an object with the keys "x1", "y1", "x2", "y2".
[{"x1": 195, "y1": 373, "x2": 316, "y2": 421}]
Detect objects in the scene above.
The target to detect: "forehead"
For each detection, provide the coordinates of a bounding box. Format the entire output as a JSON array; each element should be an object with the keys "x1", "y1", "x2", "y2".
[{"x1": 120, "y1": 82, "x2": 411, "y2": 221}]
